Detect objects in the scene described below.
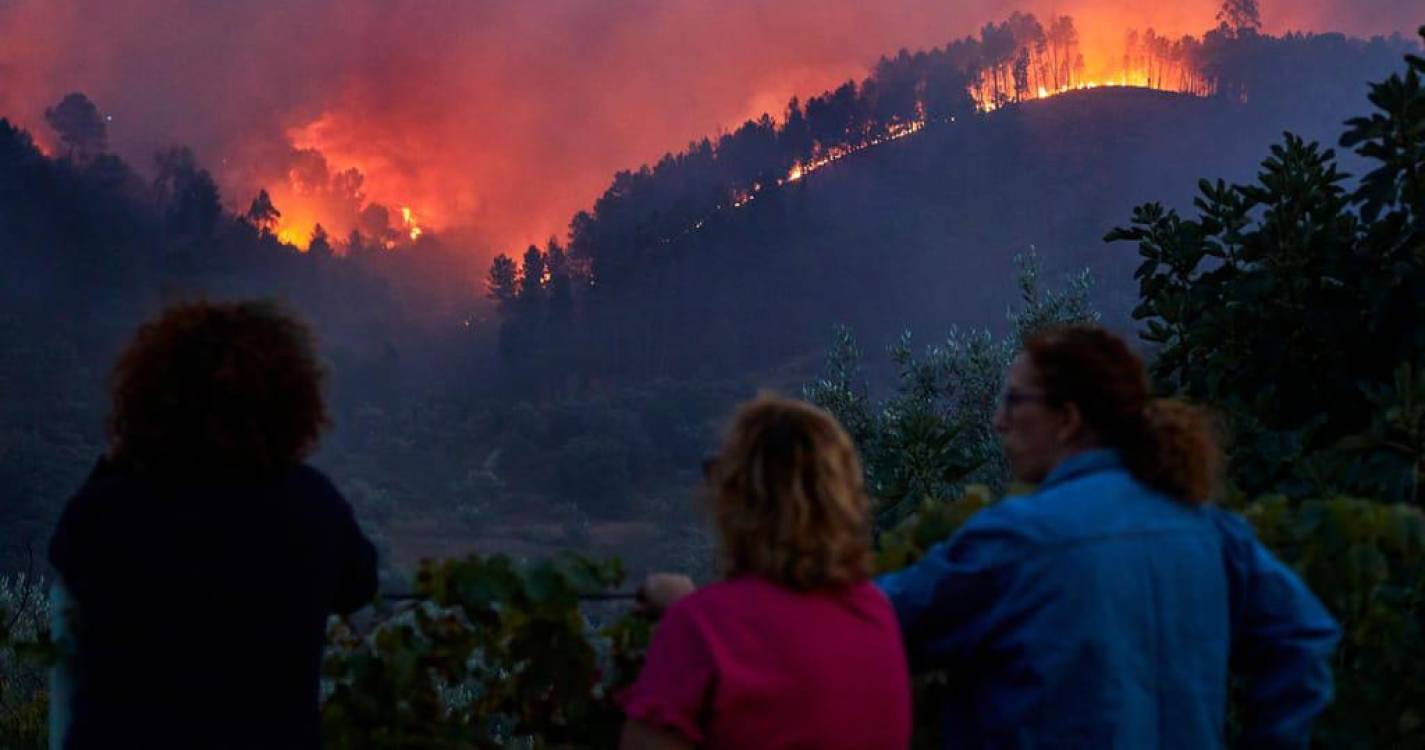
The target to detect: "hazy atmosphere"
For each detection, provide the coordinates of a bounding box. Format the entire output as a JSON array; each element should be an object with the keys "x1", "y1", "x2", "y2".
[
  {"x1": 2, "y1": 0, "x2": 1423, "y2": 746},
  {"x1": 2, "y1": 0, "x2": 1416, "y2": 254}
]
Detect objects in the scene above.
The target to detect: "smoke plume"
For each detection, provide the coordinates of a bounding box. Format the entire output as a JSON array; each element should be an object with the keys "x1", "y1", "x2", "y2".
[{"x1": 0, "y1": 0, "x2": 1415, "y2": 256}]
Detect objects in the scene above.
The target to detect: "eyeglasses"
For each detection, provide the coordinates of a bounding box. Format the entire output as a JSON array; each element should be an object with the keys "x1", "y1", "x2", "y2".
[{"x1": 999, "y1": 388, "x2": 1049, "y2": 411}]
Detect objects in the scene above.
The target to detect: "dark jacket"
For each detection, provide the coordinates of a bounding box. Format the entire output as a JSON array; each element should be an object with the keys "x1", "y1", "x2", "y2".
[{"x1": 49, "y1": 459, "x2": 378, "y2": 749}]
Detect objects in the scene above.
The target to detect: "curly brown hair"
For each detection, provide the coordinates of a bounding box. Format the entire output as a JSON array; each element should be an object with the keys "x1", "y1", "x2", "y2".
[
  {"x1": 711, "y1": 395, "x2": 874, "y2": 591},
  {"x1": 107, "y1": 300, "x2": 329, "y2": 483}
]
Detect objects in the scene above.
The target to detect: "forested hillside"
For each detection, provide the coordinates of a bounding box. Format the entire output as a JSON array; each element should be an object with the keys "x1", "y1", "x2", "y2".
[
  {"x1": 486, "y1": 23, "x2": 1415, "y2": 385},
  {"x1": 0, "y1": 14, "x2": 1417, "y2": 582}
]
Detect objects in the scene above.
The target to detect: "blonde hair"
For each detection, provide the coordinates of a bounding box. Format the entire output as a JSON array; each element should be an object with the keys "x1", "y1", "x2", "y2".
[{"x1": 711, "y1": 395, "x2": 873, "y2": 590}]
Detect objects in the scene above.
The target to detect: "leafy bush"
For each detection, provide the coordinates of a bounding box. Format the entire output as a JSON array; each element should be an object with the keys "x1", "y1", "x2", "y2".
[
  {"x1": 322, "y1": 553, "x2": 637, "y2": 749},
  {"x1": 1106, "y1": 27, "x2": 1425, "y2": 501},
  {"x1": 311, "y1": 484, "x2": 1422, "y2": 749},
  {"x1": 1233, "y1": 494, "x2": 1425, "y2": 747},
  {"x1": 805, "y1": 250, "x2": 1096, "y2": 528},
  {"x1": 2, "y1": 493, "x2": 1416, "y2": 748},
  {"x1": 0, "y1": 574, "x2": 51, "y2": 750}
]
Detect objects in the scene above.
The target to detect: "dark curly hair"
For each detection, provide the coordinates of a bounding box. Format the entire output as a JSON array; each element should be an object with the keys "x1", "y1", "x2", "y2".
[{"x1": 107, "y1": 300, "x2": 329, "y2": 483}]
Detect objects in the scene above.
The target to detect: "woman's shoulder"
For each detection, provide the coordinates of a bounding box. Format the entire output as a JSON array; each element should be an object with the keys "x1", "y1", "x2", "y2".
[
  {"x1": 672, "y1": 577, "x2": 894, "y2": 620},
  {"x1": 59, "y1": 457, "x2": 135, "y2": 516},
  {"x1": 668, "y1": 577, "x2": 767, "y2": 612},
  {"x1": 275, "y1": 464, "x2": 354, "y2": 508},
  {"x1": 286, "y1": 463, "x2": 342, "y2": 496}
]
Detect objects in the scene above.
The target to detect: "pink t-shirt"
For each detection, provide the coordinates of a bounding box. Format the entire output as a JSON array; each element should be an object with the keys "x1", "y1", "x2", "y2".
[{"x1": 619, "y1": 576, "x2": 911, "y2": 749}]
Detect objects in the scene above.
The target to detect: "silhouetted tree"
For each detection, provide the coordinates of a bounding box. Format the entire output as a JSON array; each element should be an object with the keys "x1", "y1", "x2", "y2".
[
  {"x1": 869, "y1": 50, "x2": 922, "y2": 125},
  {"x1": 1013, "y1": 48, "x2": 1032, "y2": 101},
  {"x1": 345, "y1": 229, "x2": 372, "y2": 262},
  {"x1": 245, "y1": 189, "x2": 280, "y2": 234},
  {"x1": 486, "y1": 254, "x2": 519, "y2": 313},
  {"x1": 44, "y1": 93, "x2": 107, "y2": 156},
  {"x1": 807, "y1": 81, "x2": 860, "y2": 150},
  {"x1": 1217, "y1": 0, "x2": 1262, "y2": 36},
  {"x1": 546, "y1": 240, "x2": 573, "y2": 327},
  {"x1": 359, "y1": 203, "x2": 394, "y2": 247},
  {"x1": 979, "y1": 20, "x2": 1018, "y2": 106},
  {"x1": 1047, "y1": 16, "x2": 1080, "y2": 89},
  {"x1": 519, "y1": 245, "x2": 546, "y2": 308},
  {"x1": 154, "y1": 147, "x2": 221, "y2": 240},
  {"x1": 780, "y1": 98, "x2": 814, "y2": 163},
  {"x1": 923, "y1": 52, "x2": 974, "y2": 121},
  {"x1": 309, "y1": 223, "x2": 333, "y2": 258}
]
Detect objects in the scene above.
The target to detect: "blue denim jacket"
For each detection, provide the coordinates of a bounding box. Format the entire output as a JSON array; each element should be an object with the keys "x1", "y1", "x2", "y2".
[{"x1": 877, "y1": 450, "x2": 1340, "y2": 749}]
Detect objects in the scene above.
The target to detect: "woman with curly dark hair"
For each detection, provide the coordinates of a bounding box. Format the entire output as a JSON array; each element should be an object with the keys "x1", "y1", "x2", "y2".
[
  {"x1": 878, "y1": 324, "x2": 1339, "y2": 748},
  {"x1": 48, "y1": 301, "x2": 377, "y2": 749}
]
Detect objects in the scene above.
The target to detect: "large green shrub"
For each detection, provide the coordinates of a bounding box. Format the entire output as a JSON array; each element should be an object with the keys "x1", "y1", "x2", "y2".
[
  {"x1": 1233, "y1": 495, "x2": 1425, "y2": 746},
  {"x1": 804, "y1": 250, "x2": 1096, "y2": 528},
  {"x1": 321, "y1": 553, "x2": 639, "y2": 749},
  {"x1": 1106, "y1": 26, "x2": 1425, "y2": 502}
]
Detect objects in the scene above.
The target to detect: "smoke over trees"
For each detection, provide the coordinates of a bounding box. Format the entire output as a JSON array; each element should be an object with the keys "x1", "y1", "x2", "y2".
[{"x1": 482, "y1": 13, "x2": 1417, "y2": 390}]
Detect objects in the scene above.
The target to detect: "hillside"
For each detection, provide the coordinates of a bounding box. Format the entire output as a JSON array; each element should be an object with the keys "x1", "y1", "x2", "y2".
[
  {"x1": 554, "y1": 84, "x2": 1377, "y2": 383},
  {"x1": 0, "y1": 25, "x2": 1415, "y2": 580}
]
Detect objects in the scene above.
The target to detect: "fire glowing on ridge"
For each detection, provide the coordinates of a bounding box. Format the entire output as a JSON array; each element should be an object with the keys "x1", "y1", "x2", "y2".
[
  {"x1": 233, "y1": 10, "x2": 1221, "y2": 254},
  {"x1": 249, "y1": 110, "x2": 438, "y2": 252},
  {"x1": 401, "y1": 206, "x2": 423, "y2": 241}
]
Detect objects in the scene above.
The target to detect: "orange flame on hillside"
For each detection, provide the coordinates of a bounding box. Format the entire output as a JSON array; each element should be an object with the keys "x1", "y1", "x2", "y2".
[
  {"x1": 401, "y1": 206, "x2": 423, "y2": 241},
  {"x1": 250, "y1": 111, "x2": 436, "y2": 251},
  {"x1": 245, "y1": 11, "x2": 1219, "y2": 254}
]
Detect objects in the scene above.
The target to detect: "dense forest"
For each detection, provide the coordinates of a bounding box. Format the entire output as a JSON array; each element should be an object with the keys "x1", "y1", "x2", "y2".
[
  {"x1": 1, "y1": 12, "x2": 1418, "y2": 584},
  {"x1": 484, "y1": 16, "x2": 1415, "y2": 384}
]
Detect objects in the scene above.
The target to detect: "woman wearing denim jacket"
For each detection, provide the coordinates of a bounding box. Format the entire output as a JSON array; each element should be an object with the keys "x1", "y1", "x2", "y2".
[{"x1": 878, "y1": 325, "x2": 1340, "y2": 749}]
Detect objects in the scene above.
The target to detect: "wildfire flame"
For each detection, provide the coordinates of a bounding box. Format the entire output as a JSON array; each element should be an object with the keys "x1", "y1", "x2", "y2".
[
  {"x1": 401, "y1": 205, "x2": 423, "y2": 241},
  {"x1": 266, "y1": 189, "x2": 427, "y2": 251},
  {"x1": 256, "y1": 13, "x2": 1214, "y2": 255},
  {"x1": 658, "y1": 70, "x2": 1194, "y2": 248}
]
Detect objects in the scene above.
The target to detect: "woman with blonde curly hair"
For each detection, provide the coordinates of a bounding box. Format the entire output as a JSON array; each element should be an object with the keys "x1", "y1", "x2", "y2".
[
  {"x1": 48, "y1": 300, "x2": 377, "y2": 749},
  {"x1": 619, "y1": 395, "x2": 910, "y2": 750}
]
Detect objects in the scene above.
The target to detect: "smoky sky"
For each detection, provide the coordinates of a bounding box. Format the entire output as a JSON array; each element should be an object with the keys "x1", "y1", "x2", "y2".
[{"x1": 0, "y1": 0, "x2": 1417, "y2": 257}]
